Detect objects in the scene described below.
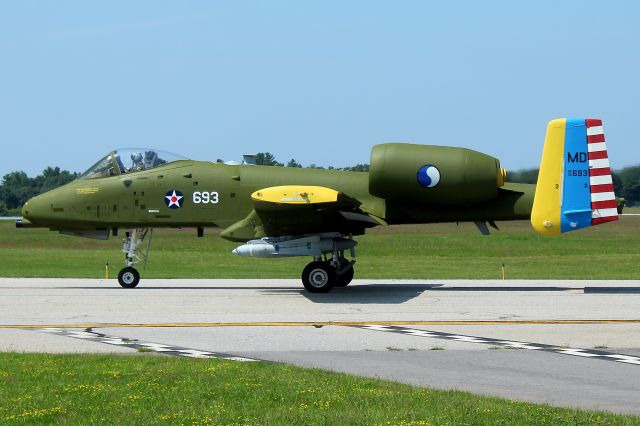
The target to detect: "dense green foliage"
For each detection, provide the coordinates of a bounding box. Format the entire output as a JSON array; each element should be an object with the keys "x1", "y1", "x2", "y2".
[
  {"x1": 0, "y1": 168, "x2": 78, "y2": 216},
  {"x1": 614, "y1": 165, "x2": 640, "y2": 206},
  {"x1": 255, "y1": 152, "x2": 284, "y2": 167},
  {"x1": 257, "y1": 151, "x2": 370, "y2": 171},
  {"x1": 0, "y1": 353, "x2": 634, "y2": 424},
  {"x1": 506, "y1": 168, "x2": 539, "y2": 184}
]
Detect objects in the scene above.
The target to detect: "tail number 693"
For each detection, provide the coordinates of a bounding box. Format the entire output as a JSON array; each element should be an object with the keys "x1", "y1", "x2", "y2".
[{"x1": 193, "y1": 191, "x2": 219, "y2": 204}]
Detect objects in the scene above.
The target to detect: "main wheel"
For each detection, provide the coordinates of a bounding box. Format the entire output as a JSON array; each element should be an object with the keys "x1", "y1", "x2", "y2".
[
  {"x1": 118, "y1": 267, "x2": 140, "y2": 288},
  {"x1": 334, "y1": 265, "x2": 354, "y2": 287},
  {"x1": 301, "y1": 261, "x2": 336, "y2": 293}
]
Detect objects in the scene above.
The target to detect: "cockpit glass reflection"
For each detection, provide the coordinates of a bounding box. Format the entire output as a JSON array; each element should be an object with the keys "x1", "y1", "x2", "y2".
[{"x1": 79, "y1": 149, "x2": 187, "y2": 179}]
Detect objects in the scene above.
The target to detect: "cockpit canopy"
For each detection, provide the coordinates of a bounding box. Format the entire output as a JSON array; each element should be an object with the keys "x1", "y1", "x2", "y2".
[{"x1": 80, "y1": 149, "x2": 188, "y2": 180}]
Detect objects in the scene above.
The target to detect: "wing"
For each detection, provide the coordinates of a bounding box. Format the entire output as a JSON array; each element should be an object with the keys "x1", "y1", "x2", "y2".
[{"x1": 220, "y1": 185, "x2": 384, "y2": 241}]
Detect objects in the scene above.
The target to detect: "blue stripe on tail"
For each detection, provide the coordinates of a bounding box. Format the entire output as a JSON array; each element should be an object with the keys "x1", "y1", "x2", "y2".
[{"x1": 560, "y1": 118, "x2": 592, "y2": 233}]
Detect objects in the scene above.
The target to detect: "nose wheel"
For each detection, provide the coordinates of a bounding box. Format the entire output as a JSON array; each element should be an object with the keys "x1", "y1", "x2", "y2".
[{"x1": 118, "y1": 266, "x2": 140, "y2": 288}]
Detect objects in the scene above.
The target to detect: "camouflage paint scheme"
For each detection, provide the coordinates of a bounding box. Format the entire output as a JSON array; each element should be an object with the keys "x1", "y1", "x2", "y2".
[
  {"x1": 17, "y1": 118, "x2": 620, "y2": 292},
  {"x1": 21, "y1": 144, "x2": 533, "y2": 240},
  {"x1": 17, "y1": 142, "x2": 539, "y2": 292}
]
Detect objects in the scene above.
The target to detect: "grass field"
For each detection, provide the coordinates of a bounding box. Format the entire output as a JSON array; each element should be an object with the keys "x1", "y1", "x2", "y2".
[
  {"x1": 0, "y1": 353, "x2": 636, "y2": 425},
  {"x1": 1, "y1": 215, "x2": 639, "y2": 423},
  {"x1": 0, "y1": 211, "x2": 638, "y2": 280}
]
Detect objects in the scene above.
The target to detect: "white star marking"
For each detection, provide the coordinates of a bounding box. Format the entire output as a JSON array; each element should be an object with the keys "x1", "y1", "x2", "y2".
[{"x1": 165, "y1": 190, "x2": 183, "y2": 208}]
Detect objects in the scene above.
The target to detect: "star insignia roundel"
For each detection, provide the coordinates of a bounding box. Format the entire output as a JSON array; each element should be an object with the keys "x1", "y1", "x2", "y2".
[{"x1": 164, "y1": 190, "x2": 184, "y2": 209}]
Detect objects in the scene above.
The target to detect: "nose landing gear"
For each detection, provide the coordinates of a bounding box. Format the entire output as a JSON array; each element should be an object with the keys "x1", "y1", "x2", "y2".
[
  {"x1": 117, "y1": 228, "x2": 152, "y2": 288},
  {"x1": 118, "y1": 266, "x2": 140, "y2": 288}
]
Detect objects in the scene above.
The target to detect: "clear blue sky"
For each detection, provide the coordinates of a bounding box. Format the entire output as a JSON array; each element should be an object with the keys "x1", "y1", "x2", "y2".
[{"x1": 1, "y1": 1, "x2": 638, "y2": 178}]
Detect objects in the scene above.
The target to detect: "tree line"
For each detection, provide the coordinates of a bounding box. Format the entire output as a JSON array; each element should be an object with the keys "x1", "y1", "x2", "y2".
[
  {"x1": 252, "y1": 152, "x2": 370, "y2": 172},
  {"x1": 2, "y1": 155, "x2": 639, "y2": 216},
  {"x1": 507, "y1": 166, "x2": 640, "y2": 206},
  {"x1": 0, "y1": 167, "x2": 79, "y2": 216}
]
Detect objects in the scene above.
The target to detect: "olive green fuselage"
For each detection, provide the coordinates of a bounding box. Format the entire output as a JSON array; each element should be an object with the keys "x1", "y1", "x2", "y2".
[{"x1": 22, "y1": 159, "x2": 534, "y2": 241}]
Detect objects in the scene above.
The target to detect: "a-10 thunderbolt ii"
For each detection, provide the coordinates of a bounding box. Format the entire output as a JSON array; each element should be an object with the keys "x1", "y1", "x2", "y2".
[{"x1": 17, "y1": 118, "x2": 619, "y2": 292}]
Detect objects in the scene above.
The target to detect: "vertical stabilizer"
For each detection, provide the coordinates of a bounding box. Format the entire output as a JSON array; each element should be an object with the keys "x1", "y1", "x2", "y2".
[{"x1": 531, "y1": 118, "x2": 618, "y2": 236}]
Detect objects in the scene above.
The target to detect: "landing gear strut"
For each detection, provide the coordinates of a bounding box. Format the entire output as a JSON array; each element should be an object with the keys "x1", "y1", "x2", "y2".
[
  {"x1": 301, "y1": 236, "x2": 356, "y2": 293},
  {"x1": 231, "y1": 231, "x2": 358, "y2": 293},
  {"x1": 117, "y1": 228, "x2": 152, "y2": 288}
]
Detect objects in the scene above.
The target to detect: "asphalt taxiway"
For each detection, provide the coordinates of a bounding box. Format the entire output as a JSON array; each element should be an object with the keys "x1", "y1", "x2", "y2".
[{"x1": 1, "y1": 278, "x2": 640, "y2": 414}]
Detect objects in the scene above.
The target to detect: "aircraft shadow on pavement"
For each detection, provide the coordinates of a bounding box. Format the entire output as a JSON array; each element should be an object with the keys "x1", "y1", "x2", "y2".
[
  {"x1": 294, "y1": 284, "x2": 438, "y2": 304},
  {"x1": 291, "y1": 283, "x2": 588, "y2": 304}
]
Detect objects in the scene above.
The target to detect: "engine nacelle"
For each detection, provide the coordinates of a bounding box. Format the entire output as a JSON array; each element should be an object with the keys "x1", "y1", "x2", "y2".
[{"x1": 369, "y1": 143, "x2": 506, "y2": 206}]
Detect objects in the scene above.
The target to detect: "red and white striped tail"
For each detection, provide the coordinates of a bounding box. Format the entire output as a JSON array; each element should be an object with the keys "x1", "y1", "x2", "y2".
[{"x1": 586, "y1": 119, "x2": 618, "y2": 225}]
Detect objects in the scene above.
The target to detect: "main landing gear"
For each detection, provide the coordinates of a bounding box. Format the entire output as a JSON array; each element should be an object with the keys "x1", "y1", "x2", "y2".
[
  {"x1": 301, "y1": 249, "x2": 355, "y2": 293},
  {"x1": 232, "y1": 232, "x2": 358, "y2": 293},
  {"x1": 117, "y1": 228, "x2": 152, "y2": 288}
]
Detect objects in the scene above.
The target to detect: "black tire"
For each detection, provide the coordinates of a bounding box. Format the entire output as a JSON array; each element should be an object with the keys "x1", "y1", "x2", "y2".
[
  {"x1": 334, "y1": 265, "x2": 354, "y2": 287},
  {"x1": 301, "y1": 261, "x2": 336, "y2": 293},
  {"x1": 118, "y1": 267, "x2": 140, "y2": 288}
]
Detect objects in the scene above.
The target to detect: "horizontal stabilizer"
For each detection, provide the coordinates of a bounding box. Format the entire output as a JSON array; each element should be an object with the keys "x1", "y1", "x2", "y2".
[{"x1": 531, "y1": 118, "x2": 618, "y2": 236}]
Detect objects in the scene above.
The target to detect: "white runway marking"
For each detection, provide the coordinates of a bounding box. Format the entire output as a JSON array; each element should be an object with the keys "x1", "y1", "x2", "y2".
[
  {"x1": 37, "y1": 328, "x2": 258, "y2": 362},
  {"x1": 38, "y1": 323, "x2": 640, "y2": 368},
  {"x1": 356, "y1": 325, "x2": 640, "y2": 366}
]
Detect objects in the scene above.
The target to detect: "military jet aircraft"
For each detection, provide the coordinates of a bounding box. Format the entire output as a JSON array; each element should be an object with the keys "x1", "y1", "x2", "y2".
[{"x1": 17, "y1": 118, "x2": 618, "y2": 292}]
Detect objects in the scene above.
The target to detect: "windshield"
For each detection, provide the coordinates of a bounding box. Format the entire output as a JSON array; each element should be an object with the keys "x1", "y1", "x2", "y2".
[{"x1": 79, "y1": 149, "x2": 188, "y2": 179}]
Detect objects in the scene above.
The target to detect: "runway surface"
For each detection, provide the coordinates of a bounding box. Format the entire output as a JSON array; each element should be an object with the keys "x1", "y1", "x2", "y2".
[{"x1": 1, "y1": 278, "x2": 640, "y2": 415}]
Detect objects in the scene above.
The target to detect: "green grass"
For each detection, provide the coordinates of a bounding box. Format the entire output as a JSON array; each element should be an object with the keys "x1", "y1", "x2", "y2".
[
  {"x1": 0, "y1": 353, "x2": 636, "y2": 425},
  {"x1": 1, "y1": 216, "x2": 639, "y2": 423},
  {"x1": 1, "y1": 210, "x2": 639, "y2": 279}
]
